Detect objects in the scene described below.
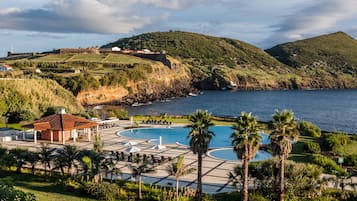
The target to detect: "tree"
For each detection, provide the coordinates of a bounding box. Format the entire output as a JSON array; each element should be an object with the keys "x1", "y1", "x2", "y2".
[
  {"x1": 130, "y1": 162, "x2": 155, "y2": 200},
  {"x1": 167, "y1": 155, "x2": 196, "y2": 201},
  {"x1": 93, "y1": 134, "x2": 104, "y2": 153},
  {"x1": 9, "y1": 148, "x2": 29, "y2": 174},
  {"x1": 187, "y1": 110, "x2": 215, "y2": 201},
  {"x1": 25, "y1": 151, "x2": 39, "y2": 175},
  {"x1": 231, "y1": 112, "x2": 261, "y2": 201},
  {"x1": 56, "y1": 145, "x2": 80, "y2": 177},
  {"x1": 38, "y1": 143, "x2": 55, "y2": 177},
  {"x1": 270, "y1": 110, "x2": 299, "y2": 201}
]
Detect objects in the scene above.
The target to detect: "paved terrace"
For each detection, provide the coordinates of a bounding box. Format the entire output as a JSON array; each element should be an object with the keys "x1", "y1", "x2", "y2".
[{"x1": 3, "y1": 120, "x2": 238, "y2": 194}]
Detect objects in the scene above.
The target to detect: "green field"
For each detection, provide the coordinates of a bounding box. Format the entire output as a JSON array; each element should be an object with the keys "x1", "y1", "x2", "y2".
[{"x1": 31, "y1": 53, "x2": 152, "y2": 64}]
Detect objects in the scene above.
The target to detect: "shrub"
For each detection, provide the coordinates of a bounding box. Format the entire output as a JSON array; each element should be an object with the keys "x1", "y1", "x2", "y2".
[
  {"x1": 7, "y1": 109, "x2": 37, "y2": 123},
  {"x1": 0, "y1": 183, "x2": 36, "y2": 201},
  {"x1": 85, "y1": 182, "x2": 118, "y2": 201},
  {"x1": 312, "y1": 154, "x2": 346, "y2": 174},
  {"x1": 298, "y1": 121, "x2": 321, "y2": 137},
  {"x1": 344, "y1": 154, "x2": 357, "y2": 167},
  {"x1": 249, "y1": 192, "x2": 269, "y2": 201},
  {"x1": 304, "y1": 141, "x2": 321, "y2": 154},
  {"x1": 325, "y1": 132, "x2": 350, "y2": 155}
]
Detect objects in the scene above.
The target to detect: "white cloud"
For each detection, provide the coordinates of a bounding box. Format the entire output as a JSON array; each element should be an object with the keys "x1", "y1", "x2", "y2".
[
  {"x1": 0, "y1": 0, "x2": 173, "y2": 34},
  {"x1": 262, "y1": 0, "x2": 357, "y2": 47}
]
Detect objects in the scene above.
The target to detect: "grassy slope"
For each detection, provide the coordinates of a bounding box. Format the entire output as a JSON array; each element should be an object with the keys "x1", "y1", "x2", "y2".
[
  {"x1": 103, "y1": 31, "x2": 286, "y2": 69},
  {"x1": 0, "y1": 79, "x2": 84, "y2": 116},
  {"x1": 266, "y1": 32, "x2": 357, "y2": 73}
]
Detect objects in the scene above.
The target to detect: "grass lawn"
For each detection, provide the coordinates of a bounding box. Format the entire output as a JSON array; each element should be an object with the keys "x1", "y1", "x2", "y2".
[
  {"x1": 70, "y1": 54, "x2": 107, "y2": 62},
  {"x1": 1, "y1": 171, "x2": 95, "y2": 201},
  {"x1": 105, "y1": 53, "x2": 151, "y2": 64},
  {"x1": 340, "y1": 141, "x2": 357, "y2": 156},
  {"x1": 34, "y1": 54, "x2": 74, "y2": 62},
  {"x1": 133, "y1": 115, "x2": 234, "y2": 126},
  {"x1": 0, "y1": 123, "x2": 22, "y2": 130},
  {"x1": 288, "y1": 136, "x2": 315, "y2": 163}
]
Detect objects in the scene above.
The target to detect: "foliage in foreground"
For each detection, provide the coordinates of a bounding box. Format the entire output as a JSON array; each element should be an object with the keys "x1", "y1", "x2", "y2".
[{"x1": 0, "y1": 177, "x2": 36, "y2": 201}]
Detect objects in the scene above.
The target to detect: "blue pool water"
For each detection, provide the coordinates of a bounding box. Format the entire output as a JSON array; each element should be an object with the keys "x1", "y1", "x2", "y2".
[
  {"x1": 208, "y1": 148, "x2": 273, "y2": 161},
  {"x1": 120, "y1": 126, "x2": 270, "y2": 147},
  {"x1": 119, "y1": 126, "x2": 272, "y2": 161}
]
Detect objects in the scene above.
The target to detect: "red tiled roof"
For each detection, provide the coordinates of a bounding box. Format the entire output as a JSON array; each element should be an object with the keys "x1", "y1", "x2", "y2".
[{"x1": 23, "y1": 113, "x2": 98, "y2": 131}]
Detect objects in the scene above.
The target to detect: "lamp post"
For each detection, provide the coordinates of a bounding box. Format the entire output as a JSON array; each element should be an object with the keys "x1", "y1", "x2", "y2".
[{"x1": 5, "y1": 116, "x2": 8, "y2": 128}]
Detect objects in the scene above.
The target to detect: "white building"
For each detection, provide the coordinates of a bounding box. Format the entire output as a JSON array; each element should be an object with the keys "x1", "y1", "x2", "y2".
[
  {"x1": 111, "y1": 47, "x2": 121, "y2": 51},
  {"x1": 0, "y1": 64, "x2": 13, "y2": 72}
]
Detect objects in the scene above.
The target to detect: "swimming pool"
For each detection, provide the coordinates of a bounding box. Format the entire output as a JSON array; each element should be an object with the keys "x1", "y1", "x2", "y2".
[
  {"x1": 208, "y1": 148, "x2": 273, "y2": 161},
  {"x1": 119, "y1": 126, "x2": 270, "y2": 147},
  {"x1": 119, "y1": 126, "x2": 273, "y2": 161}
]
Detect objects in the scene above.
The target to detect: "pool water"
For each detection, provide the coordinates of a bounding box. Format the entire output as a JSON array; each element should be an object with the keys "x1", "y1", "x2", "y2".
[
  {"x1": 119, "y1": 126, "x2": 273, "y2": 161},
  {"x1": 208, "y1": 148, "x2": 273, "y2": 161},
  {"x1": 119, "y1": 126, "x2": 270, "y2": 148}
]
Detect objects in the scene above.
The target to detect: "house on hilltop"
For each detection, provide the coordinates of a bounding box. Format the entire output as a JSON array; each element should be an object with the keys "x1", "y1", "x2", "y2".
[{"x1": 0, "y1": 64, "x2": 13, "y2": 72}]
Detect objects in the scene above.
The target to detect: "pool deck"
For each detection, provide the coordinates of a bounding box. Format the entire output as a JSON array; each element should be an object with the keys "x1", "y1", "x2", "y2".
[{"x1": 3, "y1": 120, "x2": 239, "y2": 194}]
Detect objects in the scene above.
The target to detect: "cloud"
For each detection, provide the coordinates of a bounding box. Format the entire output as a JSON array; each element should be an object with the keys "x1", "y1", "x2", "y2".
[
  {"x1": 138, "y1": 0, "x2": 207, "y2": 9},
  {"x1": 262, "y1": 0, "x2": 357, "y2": 47},
  {"x1": 25, "y1": 32, "x2": 67, "y2": 39},
  {"x1": 0, "y1": 0, "x2": 202, "y2": 34}
]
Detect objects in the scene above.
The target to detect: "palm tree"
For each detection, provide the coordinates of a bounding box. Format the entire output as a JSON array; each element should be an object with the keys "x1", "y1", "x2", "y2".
[
  {"x1": 130, "y1": 162, "x2": 155, "y2": 200},
  {"x1": 231, "y1": 112, "x2": 262, "y2": 201},
  {"x1": 26, "y1": 151, "x2": 39, "y2": 175},
  {"x1": 270, "y1": 110, "x2": 299, "y2": 201},
  {"x1": 9, "y1": 148, "x2": 29, "y2": 174},
  {"x1": 187, "y1": 110, "x2": 215, "y2": 201},
  {"x1": 56, "y1": 145, "x2": 80, "y2": 176},
  {"x1": 38, "y1": 143, "x2": 55, "y2": 177},
  {"x1": 167, "y1": 155, "x2": 196, "y2": 201}
]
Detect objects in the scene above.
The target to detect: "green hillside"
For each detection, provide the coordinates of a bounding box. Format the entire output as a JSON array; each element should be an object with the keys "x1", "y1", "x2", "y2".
[
  {"x1": 266, "y1": 32, "x2": 357, "y2": 75},
  {"x1": 0, "y1": 79, "x2": 84, "y2": 123},
  {"x1": 103, "y1": 31, "x2": 285, "y2": 69}
]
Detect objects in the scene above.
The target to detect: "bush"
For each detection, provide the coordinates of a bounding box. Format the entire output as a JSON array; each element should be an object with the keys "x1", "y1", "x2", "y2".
[
  {"x1": 0, "y1": 184, "x2": 36, "y2": 201},
  {"x1": 7, "y1": 109, "x2": 37, "y2": 123},
  {"x1": 312, "y1": 154, "x2": 346, "y2": 174},
  {"x1": 85, "y1": 182, "x2": 118, "y2": 201},
  {"x1": 298, "y1": 121, "x2": 321, "y2": 137},
  {"x1": 249, "y1": 192, "x2": 269, "y2": 201},
  {"x1": 304, "y1": 141, "x2": 321, "y2": 154},
  {"x1": 325, "y1": 132, "x2": 350, "y2": 155},
  {"x1": 344, "y1": 154, "x2": 357, "y2": 167}
]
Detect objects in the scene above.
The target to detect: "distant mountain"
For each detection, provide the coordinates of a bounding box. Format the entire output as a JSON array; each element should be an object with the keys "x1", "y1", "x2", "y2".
[
  {"x1": 266, "y1": 32, "x2": 357, "y2": 75},
  {"x1": 103, "y1": 31, "x2": 285, "y2": 69}
]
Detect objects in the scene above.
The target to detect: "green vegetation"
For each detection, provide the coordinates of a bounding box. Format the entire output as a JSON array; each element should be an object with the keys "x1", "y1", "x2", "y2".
[
  {"x1": 298, "y1": 121, "x2": 321, "y2": 137},
  {"x1": 187, "y1": 110, "x2": 215, "y2": 200},
  {"x1": 0, "y1": 79, "x2": 83, "y2": 123},
  {"x1": 266, "y1": 32, "x2": 357, "y2": 75},
  {"x1": 304, "y1": 141, "x2": 321, "y2": 154},
  {"x1": 231, "y1": 112, "x2": 261, "y2": 201},
  {"x1": 324, "y1": 132, "x2": 351, "y2": 155},
  {"x1": 103, "y1": 31, "x2": 284, "y2": 68},
  {"x1": 311, "y1": 154, "x2": 346, "y2": 174}
]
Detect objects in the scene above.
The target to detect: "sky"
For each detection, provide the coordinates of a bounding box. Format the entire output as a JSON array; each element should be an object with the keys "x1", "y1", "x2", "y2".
[{"x1": 1, "y1": 0, "x2": 357, "y2": 57}]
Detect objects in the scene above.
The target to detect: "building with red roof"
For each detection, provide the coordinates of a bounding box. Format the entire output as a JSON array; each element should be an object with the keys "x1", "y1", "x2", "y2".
[{"x1": 23, "y1": 109, "x2": 98, "y2": 144}]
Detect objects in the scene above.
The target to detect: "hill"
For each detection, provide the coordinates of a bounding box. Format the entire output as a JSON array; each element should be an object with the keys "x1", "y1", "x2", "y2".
[
  {"x1": 3, "y1": 53, "x2": 193, "y2": 105},
  {"x1": 266, "y1": 32, "x2": 357, "y2": 75},
  {"x1": 0, "y1": 79, "x2": 84, "y2": 123},
  {"x1": 103, "y1": 31, "x2": 285, "y2": 69}
]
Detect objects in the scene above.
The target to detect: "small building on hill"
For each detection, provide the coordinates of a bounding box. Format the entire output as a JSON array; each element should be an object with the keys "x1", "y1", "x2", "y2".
[
  {"x1": 0, "y1": 64, "x2": 13, "y2": 72},
  {"x1": 23, "y1": 109, "x2": 98, "y2": 144}
]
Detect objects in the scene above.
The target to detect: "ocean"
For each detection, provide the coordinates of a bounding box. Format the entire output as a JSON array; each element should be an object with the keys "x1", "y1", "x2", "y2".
[{"x1": 127, "y1": 90, "x2": 357, "y2": 133}]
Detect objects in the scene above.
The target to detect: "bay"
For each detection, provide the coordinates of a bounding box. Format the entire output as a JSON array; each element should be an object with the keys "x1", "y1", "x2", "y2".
[{"x1": 126, "y1": 90, "x2": 357, "y2": 133}]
